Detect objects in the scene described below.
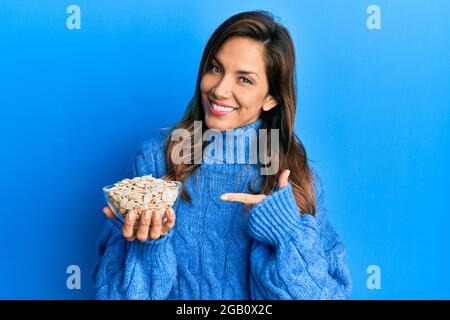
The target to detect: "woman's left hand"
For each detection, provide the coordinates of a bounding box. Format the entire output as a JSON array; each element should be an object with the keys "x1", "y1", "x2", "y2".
[{"x1": 220, "y1": 169, "x2": 291, "y2": 209}]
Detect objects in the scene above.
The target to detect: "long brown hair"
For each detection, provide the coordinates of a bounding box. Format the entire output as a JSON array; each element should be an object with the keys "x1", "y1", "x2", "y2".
[{"x1": 161, "y1": 10, "x2": 316, "y2": 215}]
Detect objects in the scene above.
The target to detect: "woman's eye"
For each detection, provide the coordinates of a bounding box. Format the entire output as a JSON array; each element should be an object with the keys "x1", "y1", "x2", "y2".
[
  {"x1": 209, "y1": 65, "x2": 222, "y2": 74},
  {"x1": 208, "y1": 65, "x2": 252, "y2": 85},
  {"x1": 240, "y1": 77, "x2": 252, "y2": 85}
]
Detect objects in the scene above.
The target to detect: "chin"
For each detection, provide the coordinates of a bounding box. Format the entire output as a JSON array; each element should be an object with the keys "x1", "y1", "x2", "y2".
[{"x1": 204, "y1": 117, "x2": 230, "y2": 131}]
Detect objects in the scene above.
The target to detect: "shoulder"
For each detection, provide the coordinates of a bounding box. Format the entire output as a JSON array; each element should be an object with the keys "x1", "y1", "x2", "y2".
[
  {"x1": 308, "y1": 164, "x2": 343, "y2": 248},
  {"x1": 137, "y1": 134, "x2": 167, "y2": 156},
  {"x1": 309, "y1": 164, "x2": 325, "y2": 206},
  {"x1": 129, "y1": 133, "x2": 169, "y2": 178},
  {"x1": 308, "y1": 164, "x2": 328, "y2": 225}
]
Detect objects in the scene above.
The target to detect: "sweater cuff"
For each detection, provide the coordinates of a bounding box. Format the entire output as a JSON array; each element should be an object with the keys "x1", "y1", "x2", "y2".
[
  {"x1": 141, "y1": 227, "x2": 175, "y2": 245},
  {"x1": 247, "y1": 183, "x2": 319, "y2": 247}
]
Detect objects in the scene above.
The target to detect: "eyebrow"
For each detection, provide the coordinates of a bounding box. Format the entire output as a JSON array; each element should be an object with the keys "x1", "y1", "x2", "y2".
[{"x1": 212, "y1": 56, "x2": 260, "y2": 79}]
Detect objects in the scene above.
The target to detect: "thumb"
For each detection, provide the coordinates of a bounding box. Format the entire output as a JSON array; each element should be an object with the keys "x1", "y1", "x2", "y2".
[{"x1": 278, "y1": 169, "x2": 290, "y2": 189}]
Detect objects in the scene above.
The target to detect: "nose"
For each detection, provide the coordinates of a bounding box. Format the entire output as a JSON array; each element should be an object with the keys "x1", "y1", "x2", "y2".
[{"x1": 211, "y1": 76, "x2": 232, "y2": 100}]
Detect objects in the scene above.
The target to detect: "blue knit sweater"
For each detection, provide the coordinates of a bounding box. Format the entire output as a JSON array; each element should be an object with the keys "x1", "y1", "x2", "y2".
[{"x1": 93, "y1": 118, "x2": 352, "y2": 300}]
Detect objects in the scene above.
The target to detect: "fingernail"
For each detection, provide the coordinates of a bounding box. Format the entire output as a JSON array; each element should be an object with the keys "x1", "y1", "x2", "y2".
[
  {"x1": 287, "y1": 170, "x2": 291, "y2": 177},
  {"x1": 155, "y1": 211, "x2": 161, "y2": 220},
  {"x1": 128, "y1": 211, "x2": 135, "y2": 220},
  {"x1": 221, "y1": 195, "x2": 229, "y2": 201},
  {"x1": 144, "y1": 210, "x2": 151, "y2": 220}
]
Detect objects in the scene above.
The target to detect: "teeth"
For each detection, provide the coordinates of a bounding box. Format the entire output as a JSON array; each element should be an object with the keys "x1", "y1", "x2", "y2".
[{"x1": 211, "y1": 102, "x2": 234, "y2": 112}]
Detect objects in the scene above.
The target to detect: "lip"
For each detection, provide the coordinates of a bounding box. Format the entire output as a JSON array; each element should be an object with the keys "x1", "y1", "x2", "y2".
[{"x1": 206, "y1": 98, "x2": 238, "y2": 117}]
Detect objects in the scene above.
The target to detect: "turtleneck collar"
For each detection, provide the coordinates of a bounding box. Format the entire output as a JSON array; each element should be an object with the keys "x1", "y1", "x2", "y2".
[{"x1": 202, "y1": 118, "x2": 263, "y2": 165}]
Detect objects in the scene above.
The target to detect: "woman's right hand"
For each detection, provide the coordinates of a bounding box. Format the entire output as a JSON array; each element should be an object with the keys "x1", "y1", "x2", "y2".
[{"x1": 102, "y1": 206, "x2": 176, "y2": 241}]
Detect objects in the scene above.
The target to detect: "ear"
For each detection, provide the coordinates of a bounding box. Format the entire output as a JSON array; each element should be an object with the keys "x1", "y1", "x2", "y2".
[{"x1": 262, "y1": 95, "x2": 278, "y2": 112}]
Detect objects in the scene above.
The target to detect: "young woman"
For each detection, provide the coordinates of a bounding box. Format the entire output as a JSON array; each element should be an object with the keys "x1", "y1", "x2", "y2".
[{"x1": 93, "y1": 10, "x2": 351, "y2": 300}]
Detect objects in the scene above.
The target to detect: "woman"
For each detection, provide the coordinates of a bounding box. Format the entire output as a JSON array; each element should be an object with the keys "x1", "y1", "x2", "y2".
[{"x1": 93, "y1": 10, "x2": 351, "y2": 300}]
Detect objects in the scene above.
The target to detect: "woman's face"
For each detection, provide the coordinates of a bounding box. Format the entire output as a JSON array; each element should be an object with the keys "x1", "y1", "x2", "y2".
[{"x1": 200, "y1": 36, "x2": 277, "y2": 131}]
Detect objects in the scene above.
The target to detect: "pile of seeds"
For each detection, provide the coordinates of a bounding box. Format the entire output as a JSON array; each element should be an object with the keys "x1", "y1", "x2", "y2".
[{"x1": 104, "y1": 174, "x2": 181, "y2": 219}]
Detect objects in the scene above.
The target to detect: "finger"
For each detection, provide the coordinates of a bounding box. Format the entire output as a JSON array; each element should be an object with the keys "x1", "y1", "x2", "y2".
[
  {"x1": 149, "y1": 209, "x2": 163, "y2": 240},
  {"x1": 102, "y1": 206, "x2": 118, "y2": 220},
  {"x1": 162, "y1": 207, "x2": 176, "y2": 236},
  {"x1": 122, "y1": 210, "x2": 137, "y2": 241},
  {"x1": 221, "y1": 193, "x2": 267, "y2": 204},
  {"x1": 278, "y1": 169, "x2": 290, "y2": 189},
  {"x1": 136, "y1": 210, "x2": 152, "y2": 242},
  {"x1": 166, "y1": 207, "x2": 176, "y2": 229}
]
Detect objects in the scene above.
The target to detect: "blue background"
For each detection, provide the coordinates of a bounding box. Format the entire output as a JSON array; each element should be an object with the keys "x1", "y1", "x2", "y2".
[{"x1": 0, "y1": 0, "x2": 449, "y2": 299}]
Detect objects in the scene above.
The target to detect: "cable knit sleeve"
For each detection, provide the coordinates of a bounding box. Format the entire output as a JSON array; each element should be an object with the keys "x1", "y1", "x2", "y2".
[
  {"x1": 247, "y1": 169, "x2": 352, "y2": 300},
  {"x1": 92, "y1": 137, "x2": 178, "y2": 300}
]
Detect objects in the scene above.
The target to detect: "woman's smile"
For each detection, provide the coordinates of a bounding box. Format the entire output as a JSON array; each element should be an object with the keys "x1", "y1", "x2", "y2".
[{"x1": 206, "y1": 98, "x2": 239, "y2": 117}]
